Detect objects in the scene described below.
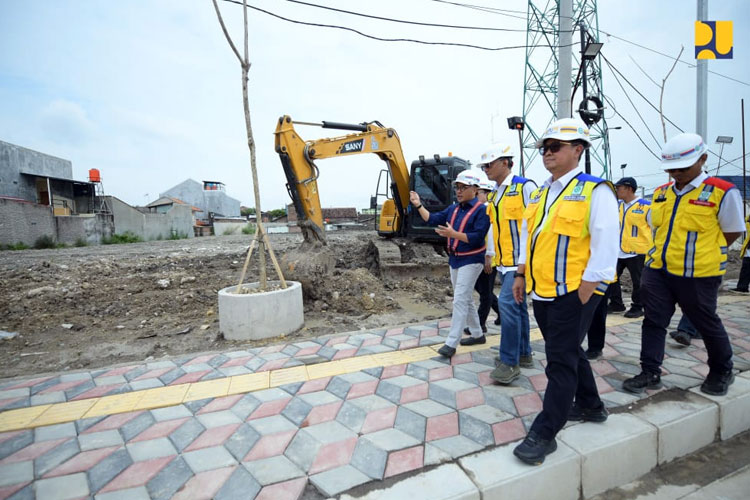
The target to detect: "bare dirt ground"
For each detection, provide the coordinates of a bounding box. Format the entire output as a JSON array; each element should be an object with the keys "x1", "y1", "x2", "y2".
[
  {"x1": 0, "y1": 231, "x2": 456, "y2": 379},
  {"x1": 1, "y1": 230, "x2": 743, "y2": 380}
]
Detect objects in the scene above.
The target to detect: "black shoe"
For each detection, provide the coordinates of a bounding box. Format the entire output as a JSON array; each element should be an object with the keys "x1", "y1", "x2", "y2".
[
  {"x1": 494, "y1": 316, "x2": 502, "y2": 325},
  {"x1": 585, "y1": 350, "x2": 602, "y2": 360},
  {"x1": 568, "y1": 402, "x2": 609, "y2": 422},
  {"x1": 622, "y1": 371, "x2": 662, "y2": 394},
  {"x1": 513, "y1": 430, "x2": 558, "y2": 465},
  {"x1": 729, "y1": 288, "x2": 749, "y2": 295},
  {"x1": 460, "y1": 335, "x2": 486, "y2": 346},
  {"x1": 700, "y1": 370, "x2": 735, "y2": 396},
  {"x1": 463, "y1": 327, "x2": 471, "y2": 336},
  {"x1": 607, "y1": 303, "x2": 626, "y2": 313},
  {"x1": 438, "y1": 345, "x2": 456, "y2": 358},
  {"x1": 623, "y1": 307, "x2": 644, "y2": 318},
  {"x1": 669, "y1": 330, "x2": 692, "y2": 346}
]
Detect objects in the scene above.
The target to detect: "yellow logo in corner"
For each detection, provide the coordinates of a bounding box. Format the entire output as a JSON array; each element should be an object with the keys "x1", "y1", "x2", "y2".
[{"x1": 695, "y1": 21, "x2": 733, "y2": 59}]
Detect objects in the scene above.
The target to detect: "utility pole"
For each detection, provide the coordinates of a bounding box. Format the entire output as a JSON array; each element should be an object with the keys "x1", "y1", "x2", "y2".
[
  {"x1": 580, "y1": 21, "x2": 592, "y2": 174},
  {"x1": 557, "y1": 0, "x2": 573, "y2": 118},
  {"x1": 696, "y1": 0, "x2": 708, "y2": 141},
  {"x1": 742, "y1": 98, "x2": 747, "y2": 220}
]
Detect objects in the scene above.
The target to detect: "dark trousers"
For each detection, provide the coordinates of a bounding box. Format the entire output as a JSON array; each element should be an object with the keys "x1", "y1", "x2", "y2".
[
  {"x1": 737, "y1": 257, "x2": 750, "y2": 291},
  {"x1": 586, "y1": 287, "x2": 611, "y2": 352},
  {"x1": 529, "y1": 291, "x2": 603, "y2": 440},
  {"x1": 640, "y1": 267, "x2": 733, "y2": 375},
  {"x1": 609, "y1": 255, "x2": 644, "y2": 309},
  {"x1": 474, "y1": 267, "x2": 499, "y2": 327}
]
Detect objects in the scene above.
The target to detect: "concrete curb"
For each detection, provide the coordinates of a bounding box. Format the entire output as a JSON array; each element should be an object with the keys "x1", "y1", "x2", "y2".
[{"x1": 343, "y1": 374, "x2": 750, "y2": 499}]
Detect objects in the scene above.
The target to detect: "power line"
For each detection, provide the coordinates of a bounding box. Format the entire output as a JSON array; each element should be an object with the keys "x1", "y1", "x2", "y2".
[
  {"x1": 220, "y1": 0, "x2": 578, "y2": 52},
  {"x1": 428, "y1": 0, "x2": 528, "y2": 20},
  {"x1": 602, "y1": 94, "x2": 661, "y2": 160},
  {"x1": 600, "y1": 30, "x2": 750, "y2": 87}
]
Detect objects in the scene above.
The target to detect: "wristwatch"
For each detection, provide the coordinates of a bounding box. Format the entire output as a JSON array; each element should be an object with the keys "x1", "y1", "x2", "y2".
[{"x1": 513, "y1": 272, "x2": 525, "y2": 279}]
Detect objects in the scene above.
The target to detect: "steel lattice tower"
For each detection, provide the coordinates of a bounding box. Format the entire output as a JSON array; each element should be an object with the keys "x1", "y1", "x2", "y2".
[{"x1": 521, "y1": 0, "x2": 611, "y2": 179}]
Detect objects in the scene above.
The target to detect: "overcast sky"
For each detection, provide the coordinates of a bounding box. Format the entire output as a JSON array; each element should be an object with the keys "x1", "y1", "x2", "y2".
[{"x1": 1, "y1": 0, "x2": 748, "y2": 211}]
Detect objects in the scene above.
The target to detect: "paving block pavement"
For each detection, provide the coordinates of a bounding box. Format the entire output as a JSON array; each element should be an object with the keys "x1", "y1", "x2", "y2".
[
  {"x1": 688, "y1": 373, "x2": 750, "y2": 440},
  {"x1": 0, "y1": 297, "x2": 747, "y2": 499}
]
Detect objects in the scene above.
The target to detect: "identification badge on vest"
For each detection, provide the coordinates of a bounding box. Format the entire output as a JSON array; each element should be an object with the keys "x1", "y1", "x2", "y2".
[
  {"x1": 697, "y1": 190, "x2": 712, "y2": 202},
  {"x1": 689, "y1": 199, "x2": 716, "y2": 207},
  {"x1": 632, "y1": 209, "x2": 645, "y2": 214},
  {"x1": 655, "y1": 192, "x2": 667, "y2": 203},
  {"x1": 563, "y1": 195, "x2": 586, "y2": 201}
]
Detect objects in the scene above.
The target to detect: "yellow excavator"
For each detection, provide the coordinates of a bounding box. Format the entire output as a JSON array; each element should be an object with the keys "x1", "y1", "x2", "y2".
[{"x1": 274, "y1": 115, "x2": 469, "y2": 246}]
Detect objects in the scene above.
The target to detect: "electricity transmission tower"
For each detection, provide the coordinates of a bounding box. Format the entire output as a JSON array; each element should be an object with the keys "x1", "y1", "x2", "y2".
[{"x1": 521, "y1": 0, "x2": 611, "y2": 179}]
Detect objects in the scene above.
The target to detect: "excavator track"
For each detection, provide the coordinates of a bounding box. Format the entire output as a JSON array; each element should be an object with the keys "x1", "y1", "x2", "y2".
[{"x1": 366, "y1": 239, "x2": 447, "y2": 282}]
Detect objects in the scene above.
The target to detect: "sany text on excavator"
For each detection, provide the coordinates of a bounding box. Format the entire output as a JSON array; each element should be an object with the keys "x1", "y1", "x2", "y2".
[{"x1": 274, "y1": 115, "x2": 470, "y2": 246}]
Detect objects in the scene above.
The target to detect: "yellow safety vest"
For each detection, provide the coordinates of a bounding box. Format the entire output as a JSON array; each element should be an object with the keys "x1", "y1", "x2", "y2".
[
  {"x1": 739, "y1": 214, "x2": 749, "y2": 257},
  {"x1": 646, "y1": 177, "x2": 735, "y2": 277},
  {"x1": 524, "y1": 173, "x2": 614, "y2": 298},
  {"x1": 619, "y1": 198, "x2": 653, "y2": 255},
  {"x1": 487, "y1": 176, "x2": 535, "y2": 267}
]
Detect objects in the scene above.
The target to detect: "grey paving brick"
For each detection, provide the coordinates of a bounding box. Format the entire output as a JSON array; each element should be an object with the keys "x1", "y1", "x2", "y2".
[
  {"x1": 215, "y1": 465, "x2": 261, "y2": 500},
  {"x1": 279, "y1": 382, "x2": 304, "y2": 396},
  {"x1": 424, "y1": 443, "x2": 452, "y2": 466},
  {"x1": 201, "y1": 371, "x2": 226, "y2": 382},
  {"x1": 146, "y1": 455, "x2": 193, "y2": 500},
  {"x1": 158, "y1": 368, "x2": 186, "y2": 385},
  {"x1": 34, "y1": 423, "x2": 77, "y2": 442},
  {"x1": 0, "y1": 431, "x2": 33, "y2": 460},
  {"x1": 382, "y1": 337, "x2": 401, "y2": 349},
  {"x1": 227, "y1": 394, "x2": 260, "y2": 421},
  {"x1": 458, "y1": 411, "x2": 494, "y2": 446},
  {"x1": 310, "y1": 464, "x2": 371, "y2": 497},
  {"x1": 126, "y1": 437, "x2": 177, "y2": 461},
  {"x1": 30, "y1": 377, "x2": 60, "y2": 395},
  {"x1": 316, "y1": 346, "x2": 337, "y2": 360},
  {"x1": 393, "y1": 407, "x2": 426, "y2": 441},
  {"x1": 75, "y1": 416, "x2": 105, "y2": 435},
  {"x1": 224, "y1": 350, "x2": 254, "y2": 359},
  {"x1": 119, "y1": 412, "x2": 156, "y2": 442},
  {"x1": 245, "y1": 357, "x2": 266, "y2": 371},
  {"x1": 123, "y1": 366, "x2": 149, "y2": 381},
  {"x1": 246, "y1": 415, "x2": 297, "y2": 437},
  {"x1": 146, "y1": 360, "x2": 177, "y2": 370},
  {"x1": 429, "y1": 378, "x2": 476, "y2": 408},
  {"x1": 244, "y1": 456, "x2": 304, "y2": 486},
  {"x1": 336, "y1": 395, "x2": 395, "y2": 433},
  {"x1": 280, "y1": 398, "x2": 313, "y2": 426},
  {"x1": 429, "y1": 435, "x2": 484, "y2": 459},
  {"x1": 419, "y1": 336, "x2": 444, "y2": 346},
  {"x1": 218, "y1": 366, "x2": 251, "y2": 377},
  {"x1": 94, "y1": 375, "x2": 127, "y2": 387},
  {"x1": 35, "y1": 472, "x2": 89, "y2": 499},
  {"x1": 405, "y1": 360, "x2": 447, "y2": 381},
  {"x1": 362, "y1": 367, "x2": 384, "y2": 378},
  {"x1": 253, "y1": 387, "x2": 292, "y2": 403},
  {"x1": 181, "y1": 362, "x2": 213, "y2": 374},
  {"x1": 0, "y1": 398, "x2": 29, "y2": 411},
  {"x1": 182, "y1": 446, "x2": 237, "y2": 473},
  {"x1": 127, "y1": 378, "x2": 164, "y2": 391},
  {"x1": 609, "y1": 360, "x2": 643, "y2": 376},
  {"x1": 79, "y1": 430, "x2": 124, "y2": 451},
  {"x1": 403, "y1": 399, "x2": 453, "y2": 417},
  {"x1": 58, "y1": 372, "x2": 91, "y2": 383},
  {"x1": 358, "y1": 344, "x2": 394, "y2": 354},
  {"x1": 150, "y1": 405, "x2": 192, "y2": 422},
  {"x1": 350, "y1": 437, "x2": 389, "y2": 479},
  {"x1": 376, "y1": 375, "x2": 425, "y2": 404},
  {"x1": 30, "y1": 392, "x2": 66, "y2": 405},
  {"x1": 207, "y1": 355, "x2": 230, "y2": 368},
  {"x1": 34, "y1": 438, "x2": 80, "y2": 478},
  {"x1": 6, "y1": 483, "x2": 33, "y2": 500},
  {"x1": 481, "y1": 386, "x2": 520, "y2": 415},
  {"x1": 95, "y1": 486, "x2": 150, "y2": 500},
  {"x1": 196, "y1": 409, "x2": 241, "y2": 428},
  {"x1": 0, "y1": 460, "x2": 33, "y2": 487},
  {"x1": 182, "y1": 398, "x2": 211, "y2": 414},
  {"x1": 281, "y1": 345, "x2": 300, "y2": 356},
  {"x1": 87, "y1": 448, "x2": 133, "y2": 494},
  {"x1": 285, "y1": 422, "x2": 355, "y2": 472},
  {"x1": 224, "y1": 423, "x2": 261, "y2": 462},
  {"x1": 327, "y1": 372, "x2": 377, "y2": 400},
  {"x1": 168, "y1": 419, "x2": 205, "y2": 453},
  {"x1": 63, "y1": 379, "x2": 96, "y2": 400}
]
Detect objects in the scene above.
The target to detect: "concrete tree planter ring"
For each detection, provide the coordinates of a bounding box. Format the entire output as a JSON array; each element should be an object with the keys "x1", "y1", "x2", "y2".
[{"x1": 218, "y1": 281, "x2": 304, "y2": 340}]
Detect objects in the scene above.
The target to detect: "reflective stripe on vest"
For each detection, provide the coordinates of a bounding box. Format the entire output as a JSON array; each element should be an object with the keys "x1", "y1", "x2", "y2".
[
  {"x1": 646, "y1": 178, "x2": 733, "y2": 277},
  {"x1": 740, "y1": 215, "x2": 750, "y2": 257},
  {"x1": 489, "y1": 176, "x2": 533, "y2": 267},
  {"x1": 447, "y1": 200, "x2": 484, "y2": 252}
]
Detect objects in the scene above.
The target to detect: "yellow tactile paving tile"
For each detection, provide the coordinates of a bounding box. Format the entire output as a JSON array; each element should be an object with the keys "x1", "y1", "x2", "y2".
[
  {"x1": 31, "y1": 399, "x2": 97, "y2": 428},
  {"x1": 132, "y1": 385, "x2": 189, "y2": 412},
  {"x1": 0, "y1": 405, "x2": 51, "y2": 433},
  {"x1": 83, "y1": 391, "x2": 145, "y2": 419},
  {"x1": 0, "y1": 312, "x2": 663, "y2": 431},
  {"x1": 227, "y1": 372, "x2": 270, "y2": 395},
  {"x1": 184, "y1": 378, "x2": 231, "y2": 402},
  {"x1": 269, "y1": 366, "x2": 308, "y2": 387}
]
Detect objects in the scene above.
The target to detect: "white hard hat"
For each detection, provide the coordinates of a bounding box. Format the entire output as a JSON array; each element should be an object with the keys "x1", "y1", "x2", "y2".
[
  {"x1": 661, "y1": 133, "x2": 707, "y2": 170},
  {"x1": 476, "y1": 143, "x2": 514, "y2": 166},
  {"x1": 453, "y1": 170, "x2": 481, "y2": 186},
  {"x1": 535, "y1": 118, "x2": 592, "y2": 148},
  {"x1": 475, "y1": 170, "x2": 496, "y2": 191}
]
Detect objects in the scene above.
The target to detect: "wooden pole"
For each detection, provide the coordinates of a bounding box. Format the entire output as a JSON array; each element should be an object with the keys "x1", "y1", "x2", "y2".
[{"x1": 235, "y1": 237, "x2": 257, "y2": 293}]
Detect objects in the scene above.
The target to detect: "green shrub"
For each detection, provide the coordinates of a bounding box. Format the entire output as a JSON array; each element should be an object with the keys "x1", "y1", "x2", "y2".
[
  {"x1": 102, "y1": 231, "x2": 142, "y2": 245},
  {"x1": 33, "y1": 235, "x2": 57, "y2": 249},
  {"x1": 222, "y1": 226, "x2": 239, "y2": 235},
  {"x1": 1, "y1": 242, "x2": 30, "y2": 251},
  {"x1": 74, "y1": 238, "x2": 88, "y2": 247},
  {"x1": 242, "y1": 223, "x2": 256, "y2": 235}
]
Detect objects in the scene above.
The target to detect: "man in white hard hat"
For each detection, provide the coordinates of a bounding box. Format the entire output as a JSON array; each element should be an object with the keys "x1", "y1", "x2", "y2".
[
  {"x1": 410, "y1": 170, "x2": 490, "y2": 358},
  {"x1": 623, "y1": 133, "x2": 745, "y2": 396},
  {"x1": 510, "y1": 118, "x2": 619, "y2": 465},
  {"x1": 476, "y1": 143, "x2": 537, "y2": 385}
]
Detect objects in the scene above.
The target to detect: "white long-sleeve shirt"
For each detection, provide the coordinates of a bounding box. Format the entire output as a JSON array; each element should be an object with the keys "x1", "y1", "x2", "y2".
[
  {"x1": 519, "y1": 167, "x2": 619, "y2": 301},
  {"x1": 491, "y1": 174, "x2": 537, "y2": 274}
]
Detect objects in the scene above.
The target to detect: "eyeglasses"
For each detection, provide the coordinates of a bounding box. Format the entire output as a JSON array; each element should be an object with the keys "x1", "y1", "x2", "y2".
[
  {"x1": 455, "y1": 184, "x2": 472, "y2": 192},
  {"x1": 539, "y1": 141, "x2": 574, "y2": 155}
]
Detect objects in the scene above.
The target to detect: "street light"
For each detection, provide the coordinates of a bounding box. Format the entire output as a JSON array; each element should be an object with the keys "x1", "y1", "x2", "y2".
[
  {"x1": 715, "y1": 135, "x2": 734, "y2": 175},
  {"x1": 582, "y1": 42, "x2": 603, "y2": 60},
  {"x1": 507, "y1": 116, "x2": 525, "y2": 177}
]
